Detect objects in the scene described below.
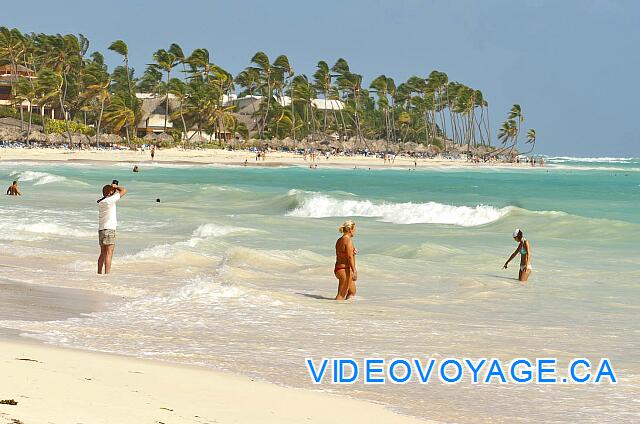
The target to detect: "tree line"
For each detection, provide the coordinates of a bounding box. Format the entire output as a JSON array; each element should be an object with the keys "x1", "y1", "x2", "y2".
[{"x1": 0, "y1": 27, "x2": 536, "y2": 154}]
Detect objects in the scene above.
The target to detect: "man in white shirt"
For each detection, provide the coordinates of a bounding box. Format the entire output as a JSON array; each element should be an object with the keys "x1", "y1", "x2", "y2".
[{"x1": 97, "y1": 183, "x2": 127, "y2": 274}]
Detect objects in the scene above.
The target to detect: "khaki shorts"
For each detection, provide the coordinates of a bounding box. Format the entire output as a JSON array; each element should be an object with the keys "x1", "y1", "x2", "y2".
[{"x1": 98, "y1": 229, "x2": 116, "y2": 246}]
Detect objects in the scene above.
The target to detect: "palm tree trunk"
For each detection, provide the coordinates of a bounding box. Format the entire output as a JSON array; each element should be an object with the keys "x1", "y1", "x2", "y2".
[
  {"x1": 180, "y1": 100, "x2": 187, "y2": 145},
  {"x1": 96, "y1": 97, "x2": 105, "y2": 148},
  {"x1": 323, "y1": 89, "x2": 328, "y2": 134},
  {"x1": 19, "y1": 104, "x2": 24, "y2": 132},
  {"x1": 58, "y1": 91, "x2": 73, "y2": 148},
  {"x1": 290, "y1": 78, "x2": 296, "y2": 140},
  {"x1": 124, "y1": 56, "x2": 133, "y2": 143},
  {"x1": 164, "y1": 71, "x2": 170, "y2": 133},
  {"x1": 26, "y1": 100, "x2": 33, "y2": 146},
  {"x1": 261, "y1": 74, "x2": 272, "y2": 138}
]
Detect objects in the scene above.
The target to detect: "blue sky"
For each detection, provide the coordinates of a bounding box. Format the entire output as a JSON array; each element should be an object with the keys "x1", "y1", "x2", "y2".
[{"x1": 5, "y1": 0, "x2": 640, "y2": 155}]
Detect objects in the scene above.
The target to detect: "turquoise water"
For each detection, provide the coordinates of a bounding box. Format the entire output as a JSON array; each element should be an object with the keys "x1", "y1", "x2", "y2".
[{"x1": 0, "y1": 157, "x2": 638, "y2": 423}]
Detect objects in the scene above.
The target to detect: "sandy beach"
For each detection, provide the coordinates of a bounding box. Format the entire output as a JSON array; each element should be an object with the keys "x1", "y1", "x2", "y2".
[
  {"x1": 0, "y1": 146, "x2": 529, "y2": 169},
  {"x1": 0, "y1": 281, "x2": 429, "y2": 424}
]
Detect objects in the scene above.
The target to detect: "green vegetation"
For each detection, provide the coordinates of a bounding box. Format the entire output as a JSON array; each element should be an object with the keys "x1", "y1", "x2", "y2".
[
  {"x1": 0, "y1": 26, "x2": 536, "y2": 154},
  {"x1": 45, "y1": 118, "x2": 94, "y2": 135}
]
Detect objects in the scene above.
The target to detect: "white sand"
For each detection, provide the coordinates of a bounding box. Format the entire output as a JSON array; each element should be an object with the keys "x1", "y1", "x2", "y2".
[
  {"x1": 0, "y1": 146, "x2": 526, "y2": 169},
  {"x1": 0, "y1": 338, "x2": 430, "y2": 424}
]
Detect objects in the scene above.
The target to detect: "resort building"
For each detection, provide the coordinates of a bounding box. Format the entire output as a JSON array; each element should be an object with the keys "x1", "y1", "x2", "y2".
[
  {"x1": 229, "y1": 94, "x2": 346, "y2": 133},
  {"x1": 136, "y1": 93, "x2": 233, "y2": 141},
  {"x1": 136, "y1": 93, "x2": 177, "y2": 137},
  {"x1": 0, "y1": 64, "x2": 56, "y2": 119}
]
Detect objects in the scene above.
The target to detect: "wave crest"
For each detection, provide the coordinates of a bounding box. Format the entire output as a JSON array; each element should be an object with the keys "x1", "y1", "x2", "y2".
[
  {"x1": 124, "y1": 223, "x2": 252, "y2": 261},
  {"x1": 10, "y1": 170, "x2": 67, "y2": 185},
  {"x1": 7, "y1": 222, "x2": 94, "y2": 238},
  {"x1": 287, "y1": 193, "x2": 510, "y2": 226}
]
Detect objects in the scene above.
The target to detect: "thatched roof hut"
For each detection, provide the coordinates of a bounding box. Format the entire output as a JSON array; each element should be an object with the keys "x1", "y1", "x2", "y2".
[
  {"x1": 45, "y1": 133, "x2": 66, "y2": 145},
  {"x1": 280, "y1": 137, "x2": 296, "y2": 150},
  {"x1": 403, "y1": 142, "x2": 419, "y2": 153},
  {"x1": 187, "y1": 132, "x2": 210, "y2": 144},
  {"x1": 24, "y1": 130, "x2": 47, "y2": 143},
  {"x1": 0, "y1": 126, "x2": 22, "y2": 141},
  {"x1": 329, "y1": 139, "x2": 343, "y2": 150}
]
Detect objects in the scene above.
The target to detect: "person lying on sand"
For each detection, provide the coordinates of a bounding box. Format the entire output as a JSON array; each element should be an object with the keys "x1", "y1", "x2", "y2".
[
  {"x1": 6, "y1": 181, "x2": 21, "y2": 196},
  {"x1": 334, "y1": 220, "x2": 358, "y2": 300},
  {"x1": 97, "y1": 182, "x2": 127, "y2": 274},
  {"x1": 504, "y1": 228, "x2": 532, "y2": 282}
]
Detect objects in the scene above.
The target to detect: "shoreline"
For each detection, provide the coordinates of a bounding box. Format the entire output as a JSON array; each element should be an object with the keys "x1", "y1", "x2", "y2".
[
  {"x1": 0, "y1": 146, "x2": 536, "y2": 170},
  {"x1": 0, "y1": 279, "x2": 430, "y2": 424}
]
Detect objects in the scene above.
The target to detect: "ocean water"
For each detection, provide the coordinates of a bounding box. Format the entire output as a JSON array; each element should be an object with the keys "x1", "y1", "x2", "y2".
[{"x1": 0, "y1": 157, "x2": 638, "y2": 423}]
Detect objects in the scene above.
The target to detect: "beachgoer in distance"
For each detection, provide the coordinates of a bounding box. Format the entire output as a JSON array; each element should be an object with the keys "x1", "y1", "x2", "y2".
[
  {"x1": 334, "y1": 220, "x2": 358, "y2": 300},
  {"x1": 151, "y1": 146, "x2": 156, "y2": 160},
  {"x1": 6, "y1": 181, "x2": 21, "y2": 196},
  {"x1": 97, "y1": 182, "x2": 127, "y2": 274},
  {"x1": 503, "y1": 228, "x2": 532, "y2": 282},
  {"x1": 133, "y1": 165, "x2": 139, "y2": 172}
]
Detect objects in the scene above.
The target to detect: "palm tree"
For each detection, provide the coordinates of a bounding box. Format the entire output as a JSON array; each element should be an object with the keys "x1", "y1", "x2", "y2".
[
  {"x1": 80, "y1": 53, "x2": 110, "y2": 147},
  {"x1": 103, "y1": 94, "x2": 136, "y2": 137},
  {"x1": 292, "y1": 75, "x2": 317, "y2": 138},
  {"x1": 370, "y1": 75, "x2": 393, "y2": 148},
  {"x1": 0, "y1": 27, "x2": 26, "y2": 129},
  {"x1": 522, "y1": 128, "x2": 536, "y2": 154},
  {"x1": 234, "y1": 67, "x2": 260, "y2": 133},
  {"x1": 108, "y1": 40, "x2": 134, "y2": 142},
  {"x1": 497, "y1": 119, "x2": 517, "y2": 152},
  {"x1": 167, "y1": 78, "x2": 188, "y2": 142},
  {"x1": 274, "y1": 55, "x2": 295, "y2": 139},
  {"x1": 150, "y1": 47, "x2": 180, "y2": 132},
  {"x1": 186, "y1": 48, "x2": 214, "y2": 80},
  {"x1": 313, "y1": 61, "x2": 331, "y2": 135},
  {"x1": 14, "y1": 78, "x2": 36, "y2": 143},
  {"x1": 507, "y1": 104, "x2": 524, "y2": 145},
  {"x1": 36, "y1": 69, "x2": 66, "y2": 140},
  {"x1": 249, "y1": 51, "x2": 273, "y2": 138},
  {"x1": 138, "y1": 66, "x2": 163, "y2": 93}
]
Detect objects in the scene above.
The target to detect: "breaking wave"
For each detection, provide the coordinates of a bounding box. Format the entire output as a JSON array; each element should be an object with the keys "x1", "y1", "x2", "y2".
[
  {"x1": 9, "y1": 170, "x2": 67, "y2": 185},
  {"x1": 124, "y1": 223, "x2": 252, "y2": 261},
  {"x1": 286, "y1": 192, "x2": 510, "y2": 226},
  {"x1": 1, "y1": 222, "x2": 94, "y2": 238}
]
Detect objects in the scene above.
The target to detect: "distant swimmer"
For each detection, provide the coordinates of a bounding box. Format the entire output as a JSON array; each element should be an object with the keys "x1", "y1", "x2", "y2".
[
  {"x1": 97, "y1": 182, "x2": 127, "y2": 274},
  {"x1": 133, "y1": 165, "x2": 139, "y2": 172},
  {"x1": 334, "y1": 220, "x2": 358, "y2": 300},
  {"x1": 156, "y1": 198, "x2": 161, "y2": 203},
  {"x1": 503, "y1": 228, "x2": 532, "y2": 282},
  {"x1": 6, "y1": 180, "x2": 21, "y2": 196}
]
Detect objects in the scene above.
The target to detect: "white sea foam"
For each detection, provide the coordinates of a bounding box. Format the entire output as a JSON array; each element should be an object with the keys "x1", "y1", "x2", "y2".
[
  {"x1": 10, "y1": 170, "x2": 67, "y2": 185},
  {"x1": 287, "y1": 193, "x2": 510, "y2": 226},
  {"x1": 124, "y1": 223, "x2": 252, "y2": 261},
  {"x1": 546, "y1": 156, "x2": 637, "y2": 164},
  {"x1": 1, "y1": 222, "x2": 94, "y2": 238},
  {"x1": 172, "y1": 275, "x2": 246, "y2": 302}
]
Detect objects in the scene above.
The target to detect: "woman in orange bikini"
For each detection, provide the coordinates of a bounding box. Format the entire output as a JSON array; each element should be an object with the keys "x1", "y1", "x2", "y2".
[{"x1": 334, "y1": 220, "x2": 358, "y2": 300}]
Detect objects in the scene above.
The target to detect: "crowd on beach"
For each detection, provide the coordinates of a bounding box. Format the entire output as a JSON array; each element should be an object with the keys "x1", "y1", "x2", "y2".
[{"x1": 1, "y1": 138, "x2": 540, "y2": 168}]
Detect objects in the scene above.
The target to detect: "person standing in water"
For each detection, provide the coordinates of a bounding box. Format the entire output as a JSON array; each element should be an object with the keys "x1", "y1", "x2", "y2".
[
  {"x1": 334, "y1": 220, "x2": 358, "y2": 300},
  {"x1": 97, "y1": 182, "x2": 127, "y2": 274},
  {"x1": 504, "y1": 228, "x2": 532, "y2": 282},
  {"x1": 6, "y1": 181, "x2": 21, "y2": 196}
]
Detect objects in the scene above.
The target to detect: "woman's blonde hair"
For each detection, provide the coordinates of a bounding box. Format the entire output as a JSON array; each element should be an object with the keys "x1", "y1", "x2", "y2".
[{"x1": 338, "y1": 220, "x2": 356, "y2": 234}]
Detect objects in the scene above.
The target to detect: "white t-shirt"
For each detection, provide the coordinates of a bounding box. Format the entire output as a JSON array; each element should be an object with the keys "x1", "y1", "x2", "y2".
[{"x1": 98, "y1": 191, "x2": 121, "y2": 230}]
